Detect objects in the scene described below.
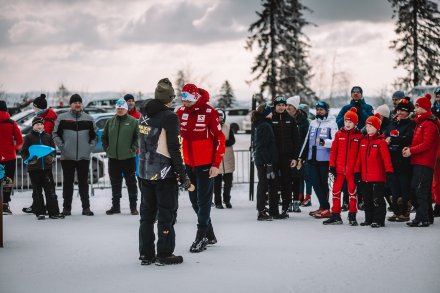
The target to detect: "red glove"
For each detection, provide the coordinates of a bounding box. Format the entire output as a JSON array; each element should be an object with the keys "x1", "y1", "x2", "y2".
[{"x1": 390, "y1": 129, "x2": 399, "y2": 137}]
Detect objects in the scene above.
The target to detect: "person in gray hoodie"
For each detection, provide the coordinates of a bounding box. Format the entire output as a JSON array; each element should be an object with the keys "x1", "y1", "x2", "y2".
[{"x1": 53, "y1": 94, "x2": 97, "y2": 216}]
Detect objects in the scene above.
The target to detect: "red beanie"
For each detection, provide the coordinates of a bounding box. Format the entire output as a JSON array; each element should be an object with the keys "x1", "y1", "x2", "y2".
[
  {"x1": 366, "y1": 113, "x2": 381, "y2": 131},
  {"x1": 415, "y1": 97, "x2": 432, "y2": 112},
  {"x1": 344, "y1": 107, "x2": 358, "y2": 125},
  {"x1": 181, "y1": 84, "x2": 200, "y2": 102}
]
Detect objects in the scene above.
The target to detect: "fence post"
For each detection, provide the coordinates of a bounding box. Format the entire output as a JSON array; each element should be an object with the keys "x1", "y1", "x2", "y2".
[{"x1": 249, "y1": 95, "x2": 257, "y2": 201}]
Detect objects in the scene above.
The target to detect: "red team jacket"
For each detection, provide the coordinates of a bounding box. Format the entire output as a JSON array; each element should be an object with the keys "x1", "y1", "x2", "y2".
[
  {"x1": 355, "y1": 133, "x2": 394, "y2": 182},
  {"x1": 0, "y1": 111, "x2": 24, "y2": 162},
  {"x1": 409, "y1": 112, "x2": 440, "y2": 169},
  {"x1": 38, "y1": 108, "x2": 58, "y2": 134},
  {"x1": 176, "y1": 89, "x2": 225, "y2": 168},
  {"x1": 128, "y1": 108, "x2": 141, "y2": 119},
  {"x1": 329, "y1": 128, "x2": 362, "y2": 174}
]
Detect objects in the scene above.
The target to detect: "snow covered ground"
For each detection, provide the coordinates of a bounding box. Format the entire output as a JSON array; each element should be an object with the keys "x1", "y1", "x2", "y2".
[
  {"x1": 1, "y1": 134, "x2": 440, "y2": 293},
  {"x1": 2, "y1": 184, "x2": 440, "y2": 293}
]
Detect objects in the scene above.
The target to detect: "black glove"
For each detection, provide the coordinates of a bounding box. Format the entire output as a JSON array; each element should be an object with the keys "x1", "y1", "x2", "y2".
[
  {"x1": 45, "y1": 155, "x2": 55, "y2": 165},
  {"x1": 266, "y1": 164, "x2": 276, "y2": 180},
  {"x1": 329, "y1": 167, "x2": 336, "y2": 177},
  {"x1": 319, "y1": 138, "x2": 325, "y2": 146},
  {"x1": 178, "y1": 173, "x2": 191, "y2": 190},
  {"x1": 354, "y1": 173, "x2": 361, "y2": 183},
  {"x1": 386, "y1": 172, "x2": 393, "y2": 184}
]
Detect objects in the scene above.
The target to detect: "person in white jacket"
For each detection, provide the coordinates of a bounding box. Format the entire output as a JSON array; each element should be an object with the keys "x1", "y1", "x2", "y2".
[{"x1": 298, "y1": 101, "x2": 338, "y2": 219}]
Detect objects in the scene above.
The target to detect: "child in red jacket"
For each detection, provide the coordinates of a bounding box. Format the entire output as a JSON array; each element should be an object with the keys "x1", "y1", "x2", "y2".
[
  {"x1": 355, "y1": 114, "x2": 394, "y2": 228},
  {"x1": 324, "y1": 107, "x2": 362, "y2": 225}
]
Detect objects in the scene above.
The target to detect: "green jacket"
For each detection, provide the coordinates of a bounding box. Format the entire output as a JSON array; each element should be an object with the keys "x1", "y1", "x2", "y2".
[{"x1": 102, "y1": 114, "x2": 139, "y2": 160}]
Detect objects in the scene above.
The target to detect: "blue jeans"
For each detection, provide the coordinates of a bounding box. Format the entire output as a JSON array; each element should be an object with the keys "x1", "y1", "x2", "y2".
[{"x1": 186, "y1": 164, "x2": 213, "y2": 231}]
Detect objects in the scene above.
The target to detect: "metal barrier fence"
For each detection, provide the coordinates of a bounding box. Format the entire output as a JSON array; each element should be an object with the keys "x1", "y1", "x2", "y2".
[{"x1": 13, "y1": 150, "x2": 252, "y2": 193}]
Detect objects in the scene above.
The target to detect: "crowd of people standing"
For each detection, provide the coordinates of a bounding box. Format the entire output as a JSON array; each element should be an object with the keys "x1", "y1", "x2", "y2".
[{"x1": 1, "y1": 84, "x2": 439, "y2": 266}]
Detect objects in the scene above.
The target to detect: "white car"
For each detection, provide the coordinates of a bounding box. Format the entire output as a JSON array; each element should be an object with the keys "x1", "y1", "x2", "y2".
[{"x1": 223, "y1": 108, "x2": 250, "y2": 134}]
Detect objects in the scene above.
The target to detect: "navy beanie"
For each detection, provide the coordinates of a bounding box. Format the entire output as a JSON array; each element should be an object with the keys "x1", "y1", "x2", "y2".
[
  {"x1": 124, "y1": 94, "x2": 135, "y2": 102},
  {"x1": 69, "y1": 94, "x2": 82, "y2": 105},
  {"x1": 392, "y1": 91, "x2": 405, "y2": 100},
  {"x1": 351, "y1": 86, "x2": 363, "y2": 95},
  {"x1": 33, "y1": 94, "x2": 47, "y2": 109}
]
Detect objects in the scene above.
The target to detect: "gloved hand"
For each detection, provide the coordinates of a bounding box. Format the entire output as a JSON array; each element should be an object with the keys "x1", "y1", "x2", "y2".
[
  {"x1": 45, "y1": 155, "x2": 55, "y2": 164},
  {"x1": 266, "y1": 164, "x2": 276, "y2": 180},
  {"x1": 329, "y1": 167, "x2": 336, "y2": 177},
  {"x1": 178, "y1": 173, "x2": 191, "y2": 190},
  {"x1": 354, "y1": 173, "x2": 362, "y2": 183},
  {"x1": 28, "y1": 158, "x2": 38, "y2": 165}
]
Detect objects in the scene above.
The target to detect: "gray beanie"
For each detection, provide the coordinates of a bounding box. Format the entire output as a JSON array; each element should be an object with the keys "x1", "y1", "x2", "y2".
[{"x1": 155, "y1": 78, "x2": 175, "y2": 104}]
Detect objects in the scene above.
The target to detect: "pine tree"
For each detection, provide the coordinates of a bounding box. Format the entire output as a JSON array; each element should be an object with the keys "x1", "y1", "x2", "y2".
[
  {"x1": 389, "y1": 0, "x2": 440, "y2": 88},
  {"x1": 217, "y1": 80, "x2": 236, "y2": 109},
  {"x1": 246, "y1": 0, "x2": 315, "y2": 102}
]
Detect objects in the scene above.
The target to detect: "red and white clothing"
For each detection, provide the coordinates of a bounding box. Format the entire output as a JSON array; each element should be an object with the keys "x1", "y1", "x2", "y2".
[
  {"x1": 409, "y1": 112, "x2": 439, "y2": 169},
  {"x1": 176, "y1": 89, "x2": 225, "y2": 168},
  {"x1": 329, "y1": 128, "x2": 362, "y2": 214},
  {"x1": 0, "y1": 111, "x2": 24, "y2": 162},
  {"x1": 355, "y1": 133, "x2": 394, "y2": 182},
  {"x1": 128, "y1": 107, "x2": 141, "y2": 119}
]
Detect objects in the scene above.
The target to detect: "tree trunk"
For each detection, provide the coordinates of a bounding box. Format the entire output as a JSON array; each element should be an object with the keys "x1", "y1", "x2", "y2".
[
  {"x1": 269, "y1": 0, "x2": 277, "y2": 99},
  {"x1": 412, "y1": 0, "x2": 419, "y2": 86}
]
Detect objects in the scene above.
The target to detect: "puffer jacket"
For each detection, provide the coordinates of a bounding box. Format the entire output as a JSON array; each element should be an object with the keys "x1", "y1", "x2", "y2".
[
  {"x1": 271, "y1": 110, "x2": 300, "y2": 159},
  {"x1": 176, "y1": 89, "x2": 225, "y2": 168},
  {"x1": 138, "y1": 99, "x2": 185, "y2": 180},
  {"x1": 355, "y1": 133, "x2": 394, "y2": 182},
  {"x1": 252, "y1": 114, "x2": 278, "y2": 166},
  {"x1": 219, "y1": 123, "x2": 235, "y2": 174},
  {"x1": 52, "y1": 110, "x2": 97, "y2": 161},
  {"x1": 38, "y1": 108, "x2": 58, "y2": 135},
  {"x1": 294, "y1": 109, "x2": 310, "y2": 146},
  {"x1": 0, "y1": 111, "x2": 24, "y2": 162},
  {"x1": 329, "y1": 127, "x2": 362, "y2": 174},
  {"x1": 383, "y1": 117, "x2": 415, "y2": 174},
  {"x1": 409, "y1": 112, "x2": 440, "y2": 169},
  {"x1": 336, "y1": 99, "x2": 374, "y2": 129},
  {"x1": 21, "y1": 130, "x2": 56, "y2": 171},
  {"x1": 301, "y1": 114, "x2": 338, "y2": 162},
  {"x1": 102, "y1": 114, "x2": 139, "y2": 160}
]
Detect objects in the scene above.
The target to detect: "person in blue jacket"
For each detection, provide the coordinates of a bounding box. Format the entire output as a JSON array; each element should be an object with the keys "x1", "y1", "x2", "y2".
[{"x1": 336, "y1": 86, "x2": 374, "y2": 129}]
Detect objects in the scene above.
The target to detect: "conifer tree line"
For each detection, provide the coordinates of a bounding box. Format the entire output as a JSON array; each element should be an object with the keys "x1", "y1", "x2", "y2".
[{"x1": 247, "y1": 0, "x2": 440, "y2": 104}]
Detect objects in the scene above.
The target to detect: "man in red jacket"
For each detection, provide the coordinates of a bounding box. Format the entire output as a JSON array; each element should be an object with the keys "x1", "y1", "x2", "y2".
[
  {"x1": 124, "y1": 94, "x2": 141, "y2": 119},
  {"x1": 403, "y1": 97, "x2": 440, "y2": 227},
  {"x1": 0, "y1": 100, "x2": 24, "y2": 214},
  {"x1": 32, "y1": 94, "x2": 58, "y2": 134},
  {"x1": 176, "y1": 83, "x2": 225, "y2": 253}
]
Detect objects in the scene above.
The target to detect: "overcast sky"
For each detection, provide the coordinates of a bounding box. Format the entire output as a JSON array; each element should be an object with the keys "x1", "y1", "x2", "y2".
[{"x1": 0, "y1": 0, "x2": 432, "y2": 99}]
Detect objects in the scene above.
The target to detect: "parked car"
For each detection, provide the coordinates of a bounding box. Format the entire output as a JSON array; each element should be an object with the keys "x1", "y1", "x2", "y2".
[
  {"x1": 223, "y1": 108, "x2": 250, "y2": 133},
  {"x1": 409, "y1": 85, "x2": 439, "y2": 99},
  {"x1": 14, "y1": 107, "x2": 107, "y2": 137},
  {"x1": 85, "y1": 98, "x2": 119, "y2": 109}
]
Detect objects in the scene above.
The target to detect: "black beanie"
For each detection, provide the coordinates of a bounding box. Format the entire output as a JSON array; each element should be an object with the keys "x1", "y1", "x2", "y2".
[
  {"x1": 124, "y1": 94, "x2": 135, "y2": 102},
  {"x1": 33, "y1": 94, "x2": 47, "y2": 109},
  {"x1": 155, "y1": 78, "x2": 175, "y2": 104},
  {"x1": 351, "y1": 86, "x2": 363, "y2": 95},
  {"x1": 0, "y1": 100, "x2": 7, "y2": 112},
  {"x1": 32, "y1": 116, "x2": 44, "y2": 127},
  {"x1": 69, "y1": 94, "x2": 82, "y2": 105}
]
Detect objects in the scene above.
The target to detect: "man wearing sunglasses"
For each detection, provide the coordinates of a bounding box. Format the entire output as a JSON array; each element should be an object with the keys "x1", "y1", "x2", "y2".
[
  {"x1": 336, "y1": 86, "x2": 374, "y2": 130},
  {"x1": 390, "y1": 91, "x2": 405, "y2": 119},
  {"x1": 271, "y1": 96, "x2": 300, "y2": 218}
]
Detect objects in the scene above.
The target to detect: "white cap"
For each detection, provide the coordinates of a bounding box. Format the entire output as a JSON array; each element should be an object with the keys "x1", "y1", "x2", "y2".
[
  {"x1": 115, "y1": 99, "x2": 128, "y2": 110},
  {"x1": 286, "y1": 95, "x2": 300, "y2": 109},
  {"x1": 375, "y1": 104, "x2": 390, "y2": 118}
]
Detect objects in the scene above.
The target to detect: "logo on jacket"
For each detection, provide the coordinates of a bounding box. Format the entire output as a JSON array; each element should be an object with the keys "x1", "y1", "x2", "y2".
[
  {"x1": 197, "y1": 115, "x2": 206, "y2": 122},
  {"x1": 182, "y1": 113, "x2": 189, "y2": 120},
  {"x1": 160, "y1": 166, "x2": 171, "y2": 178}
]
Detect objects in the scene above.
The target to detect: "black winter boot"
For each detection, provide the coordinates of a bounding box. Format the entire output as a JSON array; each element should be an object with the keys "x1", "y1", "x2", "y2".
[
  {"x1": 155, "y1": 254, "x2": 183, "y2": 266},
  {"x1": 189, "y1": 228, "x2": 208, "y2": 253},
  {"x1": 323, "y1": 213, "x2": 343, "y2": 225},
  {"x1": 206, "y1": 223, "x2": 217, "y2": 245},
  {"x1": 106, "y1": 205, "x2": 121, "y2": 215},
  {"x1": 433, "y1": 204, "x2": 440, "y2": 217},
  {"x1": 348, "y1": 212, "x2": 358, "y2": 226}
]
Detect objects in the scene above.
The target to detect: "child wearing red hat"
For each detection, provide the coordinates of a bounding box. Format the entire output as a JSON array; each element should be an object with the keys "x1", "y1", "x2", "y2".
[
  {"x1": 324, "y1": 108, "x2": 362, "y2": 225},
  {"x1": 403, "y1": 97, "x2": 440, "y2": 227},
  {"x1": 355, "y1": 113, "x2": 394, "y2": 227}
]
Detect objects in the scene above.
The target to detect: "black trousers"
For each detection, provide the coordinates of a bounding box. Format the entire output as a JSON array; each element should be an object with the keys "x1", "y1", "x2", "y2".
[
  {"x1": 213, "y1": 173, "x2": 232, "y2": 205},
  {"x1": 139, "y1": 177, "x2": 178, "y2": 259},
  {"x1": 108, "y1": 157, "x2": 138, "y2": 208},
  {"x1": 29, "y1": 169, "x2": 60, "y2": 216},
  {"x1": 411, "y1": 165, "x2": 434, "y2": 223},
  {"x1": 1, "y1": 160, "x2": 16, "y2": 203},
  {"x1": 256, "y1": 165, "x2": 279, "y2": 215},
  {"x1": 61, "y1": 160, "x2": 90, "y2": 210},
  {"x1": 360, "y1": 182, "x2": 386, "y2": 225},
  {"x1": 275, "y1": 159, "x2": 294, "y2": 211}
]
